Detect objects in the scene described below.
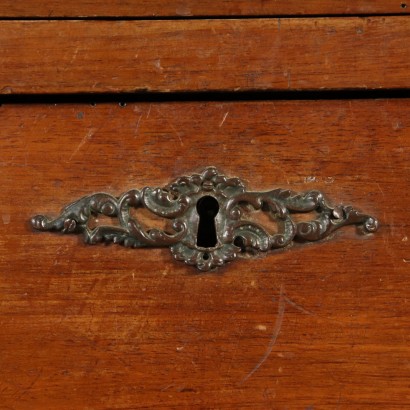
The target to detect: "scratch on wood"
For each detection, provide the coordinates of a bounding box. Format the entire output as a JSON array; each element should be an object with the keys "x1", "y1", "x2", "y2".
[
  {"x1": 70, "y1": 46, "x2": 79, "y2": 64},
  {"x1": 219, "y1": 111, "x2": 229, "y2": 127},
  {"x1": 286, "y1": 70, "x2": 292, "y2": 89},
  {"x1": 135, "y1": 114, "x2": 143, "y2": 135},
  {"x1": 146, "y1": 104, "x2": 152, "y2": 119},
  {"x1": 67, "y1": 128, "x2": 95, "y2": 162},
  {"x1": 241, "y1": 285, "x2": 286, "y2": 384},
  {"x1": 375, "y1": 182, "x2": 385, "y2": 200},
  {"x1": 284, "y1": 295, "x2": 315, "y2": 316},
  {"x1": 155, "y1": 107, "x2": 184, "y2": 146},
  {"x1": 161, "y1": 383, "x2": 175, "y2": 392}
]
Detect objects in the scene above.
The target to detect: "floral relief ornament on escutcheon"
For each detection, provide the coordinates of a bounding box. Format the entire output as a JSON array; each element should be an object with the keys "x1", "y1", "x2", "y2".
[{"x1": 31, "y1": 167, "x2": 379, "y2": 271}]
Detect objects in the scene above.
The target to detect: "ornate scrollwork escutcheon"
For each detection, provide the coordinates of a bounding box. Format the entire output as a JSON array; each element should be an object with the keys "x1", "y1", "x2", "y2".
[{"x1": 32, "y1": 167, "x2": 379, "y2": 271}]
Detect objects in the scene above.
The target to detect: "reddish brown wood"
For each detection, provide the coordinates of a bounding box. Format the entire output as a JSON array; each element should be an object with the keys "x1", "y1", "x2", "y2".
[
  {"x1": 0, "y1": 100, "x2": 409, "y2": 409},
  {"x1": 1, "y1": 17, "x2": 410, "y2": 94},
  {"x1": 0, "y1": 0, "x2": 408, "y2": 17}
]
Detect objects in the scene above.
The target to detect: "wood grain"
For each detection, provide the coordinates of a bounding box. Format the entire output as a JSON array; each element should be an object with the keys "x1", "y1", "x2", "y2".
[
  {"x1": 0, "y1": 100, "x2": 409, "y2": 409},
  {"x1": 0, "y1": 0, "x2": 408, "y2": 17},
  {"x1": 1, "y1": 17, "x2": 410, "y2": 94}
]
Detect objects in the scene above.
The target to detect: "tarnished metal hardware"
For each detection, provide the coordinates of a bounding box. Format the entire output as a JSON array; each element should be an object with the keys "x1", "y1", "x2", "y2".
[{"x1": 32, "y1": 167, "x2": 378, "y2": 271}]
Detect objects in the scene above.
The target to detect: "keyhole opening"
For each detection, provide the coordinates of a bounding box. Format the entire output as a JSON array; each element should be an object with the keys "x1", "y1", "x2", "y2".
[{"x1": 196, "y1": 196, "x2": 219, "y2": 248}]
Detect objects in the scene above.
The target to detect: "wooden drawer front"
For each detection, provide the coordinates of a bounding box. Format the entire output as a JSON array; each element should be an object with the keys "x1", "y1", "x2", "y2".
[
  {"x1": 1, "y1": 17, "x2": 410, "y2": 94},
  {"x1": 1, "y1": 100, "x2": 409, "y2": 409}
]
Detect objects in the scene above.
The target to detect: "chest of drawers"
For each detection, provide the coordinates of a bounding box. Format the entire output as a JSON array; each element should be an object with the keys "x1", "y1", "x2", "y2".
[{"x1": 0, "y1": 3, "x2": 409, "y2": 409}]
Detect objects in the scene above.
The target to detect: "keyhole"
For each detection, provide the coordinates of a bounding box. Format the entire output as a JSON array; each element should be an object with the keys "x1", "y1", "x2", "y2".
[{"x1": 196, "y1": 196, "x2": 219, "y2": 248}]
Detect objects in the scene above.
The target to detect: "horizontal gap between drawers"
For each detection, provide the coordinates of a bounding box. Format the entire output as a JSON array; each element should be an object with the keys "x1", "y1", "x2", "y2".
[{"x1": 1, "y1": 89, "x2": 410, "y2": 105}]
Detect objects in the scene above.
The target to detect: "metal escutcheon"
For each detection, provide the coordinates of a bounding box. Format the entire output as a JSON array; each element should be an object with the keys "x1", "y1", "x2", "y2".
[{"x1": 32, "y1": 167, "x2": 378, "y2": 271}]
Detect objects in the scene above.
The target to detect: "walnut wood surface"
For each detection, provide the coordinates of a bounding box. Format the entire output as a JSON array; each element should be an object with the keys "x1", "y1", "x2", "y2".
[
  {"x1": 1, "y1": 17, "x2": 410, "y2": 94},
  {"x1": 0, "y1": 0, "x2": 408, "y2": 17},
  {"x1": 0, "y1": 100, "x2": 409, "y2": 409}
]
